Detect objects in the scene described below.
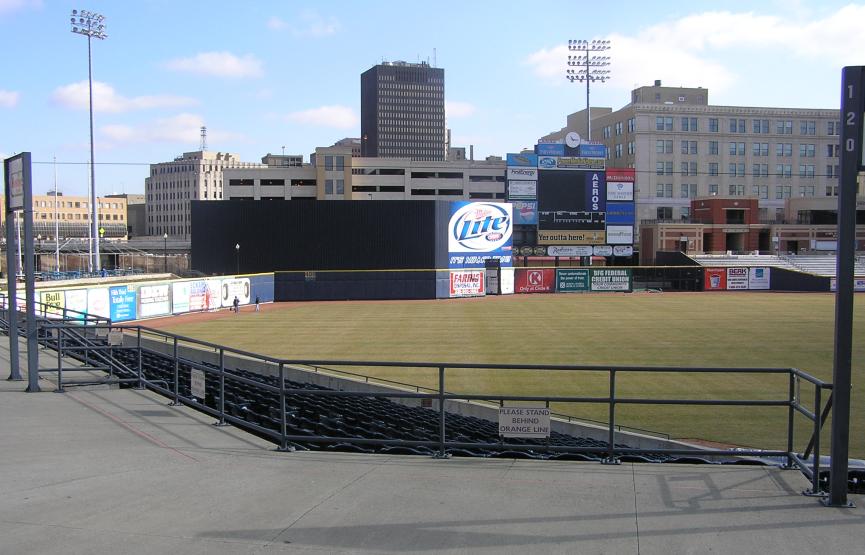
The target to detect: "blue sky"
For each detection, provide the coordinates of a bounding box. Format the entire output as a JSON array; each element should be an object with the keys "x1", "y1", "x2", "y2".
[{"x1": 2, "y1": 0, "x2": 864, "y2": 198}]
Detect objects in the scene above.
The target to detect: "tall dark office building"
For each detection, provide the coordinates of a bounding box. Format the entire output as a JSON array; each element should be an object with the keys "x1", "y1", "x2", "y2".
[{"x1": 361, "y1": 61, "x2": 445, "y2": 161}]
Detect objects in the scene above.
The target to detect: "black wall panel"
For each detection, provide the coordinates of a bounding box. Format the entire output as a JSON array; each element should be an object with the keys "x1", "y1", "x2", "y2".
[{"x1": 191, "y1": 201, "x2": 438, "y2": 274}]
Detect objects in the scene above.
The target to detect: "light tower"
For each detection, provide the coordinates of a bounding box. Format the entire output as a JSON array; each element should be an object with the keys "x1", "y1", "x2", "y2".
[
  {"x1": 70, "y1": 9, "x2": 108, "y2": 272},
  {"x1": 200, "y1": 126, "x2": 208, "y2": 151},
  {"x1": 566, "y1": 39, "x2": 611, "y2": 141}
]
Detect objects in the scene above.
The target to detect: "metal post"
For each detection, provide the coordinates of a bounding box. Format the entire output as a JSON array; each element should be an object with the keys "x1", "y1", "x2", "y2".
[
  {"x1": 170, "y1": 336, "x2": 180, "y2": 406},
  {"x1": 811, "y1": 386, "x2": 823, "y2": 496},
  {"x1": 277, "y1": 362, "x2": 292, "y2": 451},
  {"x1": 215, "y1": 348, "x2": 227, "y2": 426},
  {"x1": 603, "y1": 369, "x2": 620, "y2": 464},
  {"x1": 136, "y1": 327, "x2": 143, "y2": 389},
  {"x1": 22, "y1": 158, "x2": 39, "y2": 392},
  {"x1": 433, "y1": 366, "x2": 449, "y2": 459},
  {"x1": 786, "y1": 373, "x2": 795, "y2": 468},
  {"x1": 55, "y1": 326, "x2": 64, "y2": 393},
  {"x1": 827, "y1": 65, "x2": 864, "y2": 508},
  {"x1": 4, "y1": 203, "x2": 21, "y2": 381}
]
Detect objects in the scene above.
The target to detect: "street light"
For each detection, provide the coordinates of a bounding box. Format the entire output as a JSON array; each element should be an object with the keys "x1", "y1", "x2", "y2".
[
  {"x1": 70, "y1": 9, "x2": 107, "y2": 272},
  {"x1": 566, "y1": 39, "x2": 611, "y2": 141},
  {"x1": 235, "y1": 243, "x2": 240, "y2": 275},
  {"x1": 163, "y1": 233, "x2": 168, "y2": 273}
]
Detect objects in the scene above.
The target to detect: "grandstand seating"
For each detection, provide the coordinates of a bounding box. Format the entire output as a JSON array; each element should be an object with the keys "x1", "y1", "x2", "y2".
[
  {"x1": 103, "y1": 347, "x2": 674, "y2": 463},
  {"x1": 692, "y1": 253, "x2": 865, "y2": 277},
  {"x1": 690, "y1": 254, "x2": 798, "y2": 271},
  {"x1": 783, "y1": 254, "x2": 865, "y2": 277}
]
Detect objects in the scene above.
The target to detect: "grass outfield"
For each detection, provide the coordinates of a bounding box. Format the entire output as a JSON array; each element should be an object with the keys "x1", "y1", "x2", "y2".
[{"x1": 154, "y1": 292, "x2": 865, "y2": 456}]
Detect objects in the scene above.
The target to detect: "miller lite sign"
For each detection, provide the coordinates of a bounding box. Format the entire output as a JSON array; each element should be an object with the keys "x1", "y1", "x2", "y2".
[{"x1": 447, "y1": 202, "x2": 513, "y2": 270}]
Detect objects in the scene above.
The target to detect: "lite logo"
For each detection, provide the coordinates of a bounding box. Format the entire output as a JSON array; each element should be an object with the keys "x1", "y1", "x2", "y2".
[{"x1": 449, "y1": 203, "x2": 512, "y2": 252}]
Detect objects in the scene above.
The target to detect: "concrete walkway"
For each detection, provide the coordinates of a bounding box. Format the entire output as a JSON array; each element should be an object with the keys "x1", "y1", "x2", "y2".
[{"x1": 1, "y1": 337, "x2": 864, "y2": 554}]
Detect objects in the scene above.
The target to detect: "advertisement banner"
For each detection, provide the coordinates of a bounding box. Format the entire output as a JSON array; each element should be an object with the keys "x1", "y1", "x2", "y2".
[
  {"x1": 830, "y1": 278, "x2": 865, "y2": 292},
  {"x1": 538, "y1": 230, "x2": 605, "y2": 245},
  {"x1": 605, "y1": 225, "x2": 633, "y2": 245},
  {"x1": 87, "y1": 288, "x2": 111, "y2": 319},
  {"x1": 748, "y1": 267, "x2": 771, "y2": 290},
  {"x1": 593, "y1": 245, "x2": 613, "y2": 256},
  {"x1": 704, "y1": 268, "x2": 727, "y2": 290},
  {"x1": 221, "y1": 278, "x2": 251, "y2": 308},
  {"x1": 548, "y1": 245, "x2": 593, "y2": 257},
  {"x1": 172, "y1": 281, "x2": 192, "y2": 313},
  {"x1": 557, "y1": 157, "x2": 606, "y2": 171},
  {"x1": 590, "y1": 268, "x2": 632, "y2": 291},
  {"x1": 507, "y1": 180, "x2": 537, "y2": 199},
  {"x1": 507, "y1": 167, "x2": 538, "y2": 181},
  {"x1": 512, "y1": 201, "x2": 538, "y2": 225},
  {"x1": 109, "y1": 285, "x2": 137, "y2": 322},
  {"x1": 578, "y1": 144, "x2": 607, "y2": 158},
  {"x1": 584, "y1": 172, "x2": 606, "y2": 212},
  {"x1": 556, "y1": 269, "x2": 590, "y2": 292},
  {"x1": 607, "y1": 181, "x2": 634, "y2": 201},
  {"x1": 536, "y1": 143, "x2": 565, "y2": 157},
  {"x1": 65, "y1": 289, "x2": 88, "y2": 320},
  {"x1": 538, "y1": 156, "x2": 558, "y2": 170},
  {"x1": 449, "y1": 270, "x2": 485, "y2": 297},
  {"x1": 500, "y1": 267, "x2": 515, "y2": 295},
  {"x1": 515, "y1": 268, "x2": 555, "y2": 293},
  {"x1": 613, "y1": 245, "x2": 634, "y2": 257},
  {"x1": 606, "y1": 203, "x2": 635, "y2": 225},
  {"x1": 139, "y1": 284, "x2": 171, "y2": 318},
  {"x1": 39, "y1": 290, "x2": 65, "y2": 319},
  {"x1": 726, "y1": 267, "x2": 749, "y2": 290},
  {"x1": 448, "y1": 202, "x2": 513, "y2": 269},
  {"x1": 506, "y1": 153, "x2": 538, "y2": 167}
]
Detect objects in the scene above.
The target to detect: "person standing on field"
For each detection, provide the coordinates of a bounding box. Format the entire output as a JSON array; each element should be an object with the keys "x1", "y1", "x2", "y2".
[
  {"x1": 233, "y1": 295, "x2": 239, "y2": 313},
  {"x1": 255, "y1": 295, "x2": 260, "y2": 312}
]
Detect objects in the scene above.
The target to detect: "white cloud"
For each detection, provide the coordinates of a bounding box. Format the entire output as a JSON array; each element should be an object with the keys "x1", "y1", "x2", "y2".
[
  {"x1": 269, "y1": 9, "x2": 340, "y2": 37},
  {"x1": 0, "y1": 0, "x2": 41, "y2": 15},
  {"x1": 286, "y1": 105, "x2": 358, "y2": 129},
  {"x1": 100, "y1": 113, "x2": 242, "y2": 146},
  {"x1": 52, "y1": 81, "x2": 197, "y2": 113},
  {"x1": 445, "y1": 101, "x2": 476, "y2": 118},
  {"x1": 0, "y1": 89, "x2": 19, "y2": 108},
  {"x1": 525, "y1": 6, "x2": 865, "y2": 95},
  {"x1": 266, "y1": 16, "x2": 287, "y2": 30},
  {"x1": 164, "y1": 52, "x2": 264, "y2": 78}
]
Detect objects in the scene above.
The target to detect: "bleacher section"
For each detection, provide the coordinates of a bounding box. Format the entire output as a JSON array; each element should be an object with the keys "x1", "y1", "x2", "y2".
[
  {"x1": 104, "y1": 347, "x2": 699, "y2": 464},
  {"x1": 783, "y1": 254, "x2": 865, "y2": 278},
  {"x1": 690, "y1": 254, "x2": 798, "y2": 271}
]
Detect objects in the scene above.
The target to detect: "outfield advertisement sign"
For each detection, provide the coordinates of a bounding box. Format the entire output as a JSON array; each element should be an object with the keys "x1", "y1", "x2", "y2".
[
  {"x1": 39, "y1": 290, "x2": 64, "y2": 318},
  {"x1": 515, "y1": 268, "x2": 555, "y2": 293},
  {"x1": 748, "y1": 267, "x2": 771, "y2": 290},
  {"x1": 448, "y1": 202, "x2": 513, "y2": 269},
  {"x1": 221, "y1": 278, "x2": 251, "y2": 307},
  {"x1": 449, "y1": 270, "x2": 485, "y2": 297},
  {"x1": 548, "y1": 245, "x2": 593, "y2": 257},
  {"x1": 726, "y1": 267, "x2": 749, "y2": 290},
  {"x1": 589, "y1": 268, "x2": 632, "y2": 291},
  {"x1": 507, "y1": 180, "x2": 537, "y2": 199},
  {"x1": 109, "y1": 285, "x2": 138, "y2": 322},
  {"x1": 65, "y1": 289, "x2": 88, "y2": 320},
  {"x1": 507, "y1": 167, "x2": 538, "y2": 181},
  {"x1": 830, "y1": 278, "x2": 865, "y2": 291},
  {"x1": 87, "y1": 288, "x2": 111, "y2": 319},
  {"x1": 139, "y1": 284, "x2": 171, "y2": 318},
  {"x1": 538, "y1": 229, "x2": 606, "y2": 245},
  {"x1": 556, "y1": 269, "x2": 590, "y2": 292},
  {"x1": 512, "y1": 201, "x2": 538, "y2": 225},
  {"x1": 704, "y1": 268, "x2": 727, "y2": 290},
  {"x1": 506, "y1": 153, "x2": 538, "y2": 167}
]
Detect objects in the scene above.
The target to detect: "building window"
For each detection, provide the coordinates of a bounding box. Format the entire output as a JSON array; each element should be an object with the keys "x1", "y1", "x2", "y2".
[
  {"x1": 827, "y1": 164, "x2": 839, "y2": 178},
  {"x1": 615, "y1": 121, "x2": 623, "y2": 135},
  {"x1": 680, "y1": 161, "x2": 697, "y2": 176},
  {"x1": 603, "y1": 126, "x2": 611, "y2": 139},
  {"x1": 799, "y1": 185, "x2": 815, "y2": 197},
  {"x1": 800, "y1": 120, "x2": 816, "y2": 135},
  {"x1": 336, "y1": 179, "x2": 344, "y2": 194},
  {"x1": 799, "y1": 144, "x2": 815, "y2": 157},
  {"x1": 729, "y1": 118, "x2": 745, "y2": 133},
  {"x1": 708, "y1": 141, "x2": 719, "y2": 155},
  {"x1": 729, "y1": 142, "x2": 745, "y2": 155},
  {"x1": 627, "y1": 117, "x2": 635, "y2": 133},
  {"x1": 680, "y1": 183, "x2": 698, "y2": 198},
  {"x1": 752, "y1": 163, "x2": 768, "y2": 177},
  {"x1": 776, "y1": 120, "x2": 793, "y2": 134},
  {"x1": 614, "y1": 144, "x2": 623, "y2": 158},
  {"x1": 681, "y1": 140, "x2": 697, "y2": 155},
  {"x1": 729, "y1": 184, "x2": 745, "y2": 196},
  {"x1": 325, "y1": 179, "x2": 334, "y2": 194},
  {"x1": 776, "y1": 143, "x2": 793, "y2": 157},
  {"x1": 655, "y1": 116, "x2": 673, "y2": 131},
  {"x1": 752, "y1": 185, "x2": 768, "y2": 199},
  {"x1": 828, "y1": 121, "x2": 840, "y2": 135},
  {"x1": 709, "y1": 184, "x2": 719, "y2": 196},
  {"x1": 656, "y1": 183, "x2": 673, "y2": 198},
  {"x1": 752, "y1": 119, "x2": 769, "y2": 133},
  {"x1": 827, "y1": 144, "x2": 839, "y2": 157},
  {"x1": 776, "y1": 164, "x2": 792, "y2": 178},
  {"x1": 799, "y1": 164, "x2": 815, "y2": 178},
  {"x1": 776, "y1": 185, "x2": 792, "y2": 199},
  {"x1": 708, "y1": 118, "x2": 719, "y2": 132},
  {"x1": 752, "y1": 142, "x2": 769, "y2": 156},
  {"x1": 657, "y1": 207, "x2": 673, "y2": 220},
  {"x1": 709, "y1": 162, "x2": 719, "y2": 176},
  {"x1": 729, "y1": 163, "x2": 745, "y2": 177},
  {"x1": 627, "y1": 141, "x2": 635, "y2": 155},
  {"x1": 656, "y1": 140, "x2": 672, "y2": 154},
  {"x1": 681, "y1": 117, "x2": 697, "y2": 131}
]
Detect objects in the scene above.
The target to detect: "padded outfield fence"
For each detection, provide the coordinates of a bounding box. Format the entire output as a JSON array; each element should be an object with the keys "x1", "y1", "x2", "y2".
[{"x1": 23, "y1": 316, "x2": 836, "y2": 495}]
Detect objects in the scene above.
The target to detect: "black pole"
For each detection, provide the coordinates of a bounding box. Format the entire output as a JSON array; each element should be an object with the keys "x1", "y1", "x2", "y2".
[
  {"x1": 827, "y1": 66, "x2": 864, "y2": 507},
  {"x1": 163, "y1": 235, "x2": 167, "y2": 273}
]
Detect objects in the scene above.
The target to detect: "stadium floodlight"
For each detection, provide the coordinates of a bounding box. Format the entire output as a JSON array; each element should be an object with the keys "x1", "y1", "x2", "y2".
[
  {"x1": 70, "y1": 9, "x2": 108, "y2": 272},
  {"x1": 566, "y1": 39, "x2": 611, "y2": 141}
]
